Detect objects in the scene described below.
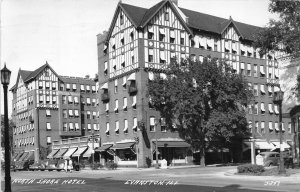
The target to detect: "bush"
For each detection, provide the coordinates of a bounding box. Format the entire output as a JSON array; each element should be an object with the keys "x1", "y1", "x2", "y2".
[
  {"x1": 145, "y1": 157, "x2": 152, "y2": 168},
  {"x1": 90, "y1": 162, "x2": 104, "y2": 170},
  {"x1": 106, "y1": 161, "x2": 118, "y2": 170},
  {"x1": 237, "y1": 164, "x2": 265, "y2": 174}
]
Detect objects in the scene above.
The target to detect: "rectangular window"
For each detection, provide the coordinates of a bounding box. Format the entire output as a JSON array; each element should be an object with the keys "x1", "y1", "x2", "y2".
[
  {"x1": 86, "y1": 85, "x2": 90, "y2": 92},
  {"x1": 253, "y1": 64, "x2": 258, "y2": 77},
  {"x1": 87, "y1": 111, "x2": 91, "y2": 119},
  {"x1": 72, "y1": 84, "x2": 77, "y2": 91},
  {"x1": 161, "y1": 118, "x2": 166, "y2": 132},
  {"x1": 105, "y1": 103, "x2": 109, "y2": 114},
  {"x1": 260, "y1": 65, "x2": 265, "y2": 77},
  {"x1": 133, "y1": 117, "x2": 137, "y2": 132},
  {"x1": 63, "y1": 123, "x2": 67, "y2": 132},
  {"x1": 52, "y1": 82, "x2": 56, "y2": 90},
  {"x1": 120, "y1": 13, "x2": 124, "y2": 25},
  {"x1": 88, "y1": 123, "x2": 91, "y2": 131},
  {"x1": 132, "y1": 96, "x2": 137, "y2": 109},
  {"x1": 74, "y1": 96, "x2": 79, "y2": 104},
  {"x1": 45, "y1": 81, "x2": 50, "y2": 89},
  {"x1": 288, "y1": 122, "x2": 292, "y2": 133},
  {"x1": 62, "y1": 95, "x2": 67, "y2": 104},
  {"x1": 39, "y1": 81, "x2": 43, "y2": 89},
  {"x1": 86, "y1": 98, "x2": 91, "y2": 105},
  {"x1": 247, "y1": 63, "x2": 251, "y2": 76},
  {"x1": 106, "y1": 123, "x2": 110, "y2": 136},
  {"x1": 52, "y1": 96, "x2": 57, "y2": 104},
  {"x1": 269, "y1": 121, "x2": 273, "y2": 133},
  {"x1": 114, "y1": 100, "x2": 119, "y2": 113},
  {"x1": 93, "y1": 111, "x2": 96, "y2": 119},
  {"x1": 92, "y1": 98, "x2": 96, "y2": 106},
  {"x1": 160, "y1": 51, "x2": 166, "y2": 64},
  {"x1": 159, "y1": 28, "x2": 165, "y2": 41},
  {"x1": 93, "y1": 124, "x2": 97, "y2": 131},
  {"x1": 261, "y1": 121, "x2": 265, "y2": 133},
  {"x1": 164, "y1": 12, "x2": 169, "y2": 21},
  {"x1": 170, "y1": 30, "x2": 175, "y2": 43},
  {"x1": 114, "y1": 79, "x2": 118, "y2": 93},
  {"x1": 46, "y1": 95, "x2": 50, "y2": 103},
  {"x1": 66, "y1": 84, "x2": 70, "y2": 91},
  {"x1": 47, "y1": 136, "x2": 51, "y2": 145},
  {"x1": 269, "y1": 103, "x2": 274, "y2": 114},
  {"x1": 68, "y1": 95, "x2": 73, "y2": 104},
  {"x1": 180, "y1": 33, "x2": 185, "y2": 45},
  {"x1": 81, "y1": 85, "x2": 85, "y2": 92},
  {"x1": 124, "y1": 119, "x2": 128, "y2": 134},
  {"x1": 240, "y1": 63, "x2": 245, "y2": 75},
  {"x1": 148, "y1": 25, "x2": 154, "y2": 39},
  {"x1": 75, "y1": 123, "x2": 79, "y2": 131},
  {"x1": 69, "y1": 123, "x2": 74, "y2": 131},
  {"x1": 46, "y1": 109, "x2": 51, "y2": 117},
  {"x1": 74, "y1": 110, "x2": 79, "y2": 117},
  {"x1": 115, "y1": 121, "x2": 119, "y2": 134},
  {"x1": 92, "y1": 86, "x2": 96, "y2": 93},
  {"x1": 261, "y1": 102, "x2": 265, "y2": 114},
  {"x1": 254, "y1": 103, "x2": 258, "y2": 115},
  {"x1": 46, "y1": 123, "x2": 51, "y2": 130},
  {"x1": 268, "y1": 86, "x2": 273, "y2": 97},
  {"x1": 69, "y1": 109, "x2": 73, "y2": 117},
  {"x1": 63, "y1": 110, "x2": 67, "y2": 118},
  {"x1": 123, "y1": 97, "x2": 127, "y2": 111},
  {"x1": 150, "y1": 117, "x2": 155, "y2": 132},
  {"x1": 60, "y1": 84, "x2": 64, "y2": 91},
  {"x1": 253, "y1": 84, "x2": 258, "y2": 96},
  {"x1": 260, "y1": 84, "x2": 266, "y2": 95},
  {"x1": 149, "y1": 49, "x2": 154, "y2": 62}
]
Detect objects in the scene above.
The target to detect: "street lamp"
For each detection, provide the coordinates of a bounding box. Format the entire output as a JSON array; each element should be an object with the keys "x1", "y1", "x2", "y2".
[
  {"x1": 154, "y1": 119, "x2": 159, "y2": 169},
  {"x1": 250, "y1": 98, "x2": 256, "y2": 165},
  {"x1": 273, "y1": 89, "x2": 286, "y2": 174},
  {"x1": 1, "y1": 64, "x2": 12, "y2": 192}
]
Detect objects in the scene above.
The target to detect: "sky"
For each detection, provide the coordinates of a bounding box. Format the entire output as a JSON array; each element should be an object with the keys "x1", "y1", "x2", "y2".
[{"x1": 0, "y1": 0, "x2": 277, "y2": 115}]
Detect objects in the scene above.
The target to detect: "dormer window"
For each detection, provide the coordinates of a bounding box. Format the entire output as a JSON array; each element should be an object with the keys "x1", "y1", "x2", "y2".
[
  {"x1": 165, "y1": 12, "x2": 169, "y2": 21},
  {"x1": 120, "y1": 13, "x2": 124, "y2": 25},
  {"x1": 148, "y1": 25, "x2": 154, "y2": 40}
]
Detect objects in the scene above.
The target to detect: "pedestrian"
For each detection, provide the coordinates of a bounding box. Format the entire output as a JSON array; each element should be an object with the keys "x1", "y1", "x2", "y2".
[{"x1": 64, "y1": 158, "x2": 73, "y2": 173}]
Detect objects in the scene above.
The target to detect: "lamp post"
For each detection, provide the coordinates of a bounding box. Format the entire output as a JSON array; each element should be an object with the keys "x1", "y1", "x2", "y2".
[
  {"x1": 1, "y1": 64, "x2": 12, "y2": 192},
  {"x1": 250, "y1": 98, "x2": 256, "y2": 165},
  {"x1": 154, "y1": 119, "x2": 159, "y2": 169},
  {"x1": 273, "y1": 89, "x2": 286, "y2": 174}
]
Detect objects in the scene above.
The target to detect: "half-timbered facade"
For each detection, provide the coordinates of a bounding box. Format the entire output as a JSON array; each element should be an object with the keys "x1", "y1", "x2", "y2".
[
  {"x1": 97, "y1": 0, "x2": 292, "y2": 167},
  {"x1": 10, "y1": 63, "x2": 98, "y2": 161}
]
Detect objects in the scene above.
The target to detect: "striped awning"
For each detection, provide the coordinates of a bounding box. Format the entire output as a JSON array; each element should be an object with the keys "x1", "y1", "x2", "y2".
[
  {"x1": 53, "y1": 148, "x2": 68, "y2": 159},
  {"x1": 63, "y1": 148, "x2": 78, "y2": 159},
  {"x1": 82, "y1": 147, "x2": 94, "y2": 158},
  {"x1": 18, "y1": 152, "x2": 29, "y2": 161},
  {"x1": 72, "y1": 147, "x2": 88, "y2": 157},
  {"x1": 47, "y1": 149, "x2": 59, "y2": 159},
  {"x1": 111, "y1": 142, "x2": 135, "y2": 150},
  {"x1": 24, "y1": 151, "x2": 34, "y2": 161},
  {"x1": 95, "y1": 144, "x2": 113, "y2": 152}
]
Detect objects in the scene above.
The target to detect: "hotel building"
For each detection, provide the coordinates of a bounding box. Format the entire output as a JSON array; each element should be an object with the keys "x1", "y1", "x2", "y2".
[
  {"x1": 96, "y1": 0, "x2": 294, "y2": 167},
  {"x1": 10, "y1": 63, "x2": 99, "y2": 162}
]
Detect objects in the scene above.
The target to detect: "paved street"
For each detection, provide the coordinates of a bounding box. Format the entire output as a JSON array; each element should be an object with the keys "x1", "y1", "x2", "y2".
[{"x1": 2, "y1": 166, "x2": 300, "y2": 192}]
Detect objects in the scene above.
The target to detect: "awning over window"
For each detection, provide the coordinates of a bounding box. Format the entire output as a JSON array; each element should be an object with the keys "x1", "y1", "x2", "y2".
[
  {"x1": 72, "y1": 147, "x2": 87, "y2": 157},
  {"x1": 272, "y1": 142, "x2": 290, "y2": 149},
  {"x1": 53, "y1": 148, "x2": 68, "y2": 158},
  {"x1": 111, "y1": 142, "x2": 135, "y2": 150},
  {"x1": 83, "y1": 147, "x2": 94, "y2": 158},
  {"x1": 63, "y1": 148, "x2": 77, "y2": 159},
  {"x1": 24, "y1": 151, "x2": 34, "y2": 161},
  {"x1": 12, "y1": 153, "x2": 19, "y2": 160},
  {"x1": 18, "y1": 152, "x2": 29, "y2": 161},
  {"x1": 153, "y1": 141, "x2": 190, "y2": 148},
  {"x1": 47, "y1": 149, "x2": 59, "y2": 159},
  {"x1": 100, "y1": 83, "x2": 108, "y2": 90},
  {"x1": 260, "y1": 66, "x2": 265, "y2": 74},
  {"x1": 14, "y1": 153, "x2": 24, "y2": 161},
  {"x1": 260, "y1": 85, "x2": 265, "y2": 93},
  {"x1": 95, "y1": 144, "x2": 113, "y2": 152},
  {"x1": 254, "y1": 142, "x2": 275, "y2": 150}
]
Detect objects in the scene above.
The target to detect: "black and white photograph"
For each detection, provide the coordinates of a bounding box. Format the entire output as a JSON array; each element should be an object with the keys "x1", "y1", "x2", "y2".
[{"x1": 0, "y1": 0, "x2": 300, "y2": 191}]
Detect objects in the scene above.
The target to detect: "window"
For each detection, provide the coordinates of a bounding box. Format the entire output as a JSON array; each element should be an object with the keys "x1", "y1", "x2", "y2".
[
  {"x1": 69, "y1": 123, "x2": 74, "y2": 131},
  {"x1": 131, "y1": 50, "x2": 134, "y2": 64},
  {"x1": 260, "y1": 84, "x2": 266, "y2": 95},
  {"x1": 159, "y1": 28, "x2": 165, "y2": 41},
  {"x1": 255, "y1": 121, "x2": 259, "y2": 133},
  {"x1": 81, "y1": 85, "x2": 85, "y2": 92},
  {"x1": 52, "y1": 96, "x2": 57, "y2": 104},
  {"x1": 114, "y1": 79, "x2": 118, "y2": 93},
  {"x1": 133, "y1": 117, "x2": 137, "y2": 132},
  {"x1": 268, "y1": 86, "x2": 273, "y2": 97},
  {"x1": 160, "y1": 51, "x2": 166, "y2": 64},
  {"x1": 93, "y1": 111, "x2": 96, "y2": 119},
  {"x1": 86, "y1": 85, "x2": 90, "y2": 92},
  {"x1": 88, "y1": 123, "x2": 91, "y2": 131},
  {"x1": 87, "y1": 111, "x2": 91, "y2": 119},
  {"x1": 240, "y1": 63, "x2": 245, "y2": 75},
  {"x1": 164, "y1": 12, "x2": 169, "y2": 21},
  {"x1": 72, "y1": 84, "x2": 77, "y2": 91},
  {"x1": 247, "y1": 63, "x2": 251, "y2": 76},
  {"x1": 62, "y1": 96, "x2": 66, "y2": 104},
  {"x1": 130, "y1": 29, "x2": 134, "y2": 42},
  {"x1": 120, "y1": 13, "x2": 124, "y2": 25},
  {"x1": 148, "y1": 25, "x2": 154, "y2": 39},
  {"x1": 253, "y1": 84, "x2": 258, "y2": 96},
  {"x1": 123, "y1": 76, "x2": 127, "y2": 89},
  {"x1": 121, "y1": 54, "x2": 125, "y2": 67},
  {"x1": 261, "y1": 121, "x2": 265, "y2": 134},
  {"x1": 46, "y1": 123, "x2": 51, "y2": 130},
  {"x1": 268, "y1": 67, "x2": 273, "y2": 79},
  {"x1": 249, "y1": 121, "x2": 252, "y2": 133},
  {"x1": 60, "y1": 83, "x2": 64, "y2": 91},
  {"x1": 253, "y1": 64, "x2": 258, "y2": 77},
  {"x1": 46, "y1": 95, "x2": 50, "y2": 103},
  {"x1": 46, "y1": 109, "x2": 51, "y2": 117},
  {"x1": 114, "y1": 100, "x2": 119, "y2": 113},
  {"x1": 45, "y1": 81, "x2": 50, "y2": 89},
  {"x1": 69, "y1": 109, "x2": 73, "y2": 117},
  {"x1": 63, "y1": 110, "x2": 67, "y2": 118},
  {"x1": 268, "y1": 103, "x2": 273, "y2": 114},
  {"x1": 274, "y1": 105, "x2": 279, "y2": 115},
  {"x1": 86, "y1": 98, "x2": 91, "y2": 105},
  {"x1": 288, "y1": 122, "x2": 292, "y2": 133},
  {"x1": 123, "y1": 97, "x2": 127, "y2": 111},
  {"x1": 269, "y1": 122, "x2": 273, "y2": 132},
  {"x1": 74, "y1": 96, "x2": 79, "y2": 104},
  {"x1": 161, "y1": 118, "x2": 166, "y2": 132},
  {"x1": 66, "y1": 84, "x2": 70, "y2": 91},
  {"x1": 68, "y1": 95, "x2": 73, "y2": 104},
  {"x1": 115, "y1": 121, "x2": 119, "y2": 134},
  {"x1": 75, "y1": 123, "x2": 79, "y2": 131},
  {"x1": 260, "y1": 65, "x2": 265, "y2": 77},
  {"x1": 254, "y1": 103, "x2": 258, "y2": 115},
  {"x1": 124, "y1": 119, "x2": 128, "y2": 134},
  {"x1": 148, "y1": 49, "x2": 154, "y2": 62},
  {"x1": 92, "y1": 86, "x2": 96, "y2": 93},
  {"x1": 180, "y1": 32, "x2": 185, "y2": 45},
  {"x1": 47, "y1": 136, "x2": 51, "y2": 145},
  {"x1": 170, "y1": 30, "x2": 175, "y2": 43},
  {"x1": 275, "y1": 122, "x2": 279, "y2": 132},
  {"x1": 261, "y1": 102, "x2": 265, "y2": 114},
  {"x1": 93, "y1": 124, "x2": 97, "y2": 131},
  {"x1": 52, "y1": 82, "x2": 56, "y2": 90},
  {"x1": 150, "y1": 117, "x2": 155, "y2": 132},
  {"x1": 39, "y1": 81, "x2": 43, "y2": 89},
  {"x1": 132, "y1": 96, "x2": 136, "y2": 109},
  {"x1": 63, "y1": 123, "x2": 67, "y2": 132},
  {"x1": 92, "y1": 98, "x2": 96, "y2": 106},
  {"x1": 248, "y1": 104, "x2": 252, "y2": 114},
  {"x1": 106, "y1": 123, "x2": 110, "y2": 136},
  {"x1": 74, "y1": 110, "x2": 79, "y2": 117},
  {"x1": 105, "y1": 103, "x2": 109, "y2": 114}
]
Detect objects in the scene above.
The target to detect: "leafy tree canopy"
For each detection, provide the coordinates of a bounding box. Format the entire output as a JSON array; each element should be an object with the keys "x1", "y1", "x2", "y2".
[
  {"x1": 253, "y1": 0, "x2": 300, "y2": 59},
  {"x1": 148, "y1": 57, "x2": 253, "y2": 165}
]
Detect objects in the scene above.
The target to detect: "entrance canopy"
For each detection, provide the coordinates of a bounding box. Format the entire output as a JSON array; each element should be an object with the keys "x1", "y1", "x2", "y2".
[
  {"x1": 53, "y1": 148, "x2": 68, "y2": 158},
  {"x1": 255, "y1": 142, "x2": 274, "y2": 150},
  {"x1": 47, "y1": 149, "x2": 59, "y2": 159},
  {"x1": 72, "y1": 147, "x2": 87, "y2": 157},
  {"x1": 63, "y1": 148, "x2": 78, "y2": 159},
  {"x1": 111, "y1": 142, "x2": 135, "y2": 150},
  {"x1": 153, "y1": 141, "x2": 190, "y2": 148},
  {"x1": 272, "y1": 142, "x2": 290, "y2": 149},
  {"x1": 95, "y1": 144, "x2": 113, "y2": 152}
]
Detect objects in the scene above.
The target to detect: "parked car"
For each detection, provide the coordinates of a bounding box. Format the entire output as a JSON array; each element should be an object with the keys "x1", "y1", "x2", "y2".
[{"x1": 256, "y1": 152, "x2": 280, "y2": 167}]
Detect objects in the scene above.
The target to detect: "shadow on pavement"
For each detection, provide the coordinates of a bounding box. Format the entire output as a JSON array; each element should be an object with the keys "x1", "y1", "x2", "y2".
[{"x1": 9, "y1": 177, "x2": 278, "y2": 192}]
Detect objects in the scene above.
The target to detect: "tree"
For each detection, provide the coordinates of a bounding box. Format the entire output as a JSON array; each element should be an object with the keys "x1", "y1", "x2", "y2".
[
  {"x1": 148, "y1": 57, "x2": 252, "y2": 166},
  {"x1": 253, "y1": 0, "x2": 300, "y2": 59}
]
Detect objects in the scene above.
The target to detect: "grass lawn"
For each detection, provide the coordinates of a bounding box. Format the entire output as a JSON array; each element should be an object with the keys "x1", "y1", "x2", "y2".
[{"x1": 236, "y1": 166, "x2": 300, "y2": 176}]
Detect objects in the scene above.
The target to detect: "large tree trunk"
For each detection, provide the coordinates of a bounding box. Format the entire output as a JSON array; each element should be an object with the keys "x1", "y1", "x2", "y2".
[{"x1": 200, "y1": 147, "x2": 205, "y2": 167}]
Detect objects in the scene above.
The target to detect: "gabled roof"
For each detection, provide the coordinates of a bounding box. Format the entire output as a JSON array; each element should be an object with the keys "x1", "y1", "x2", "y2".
[
  {"x1": 23, "y1": 62, "x2": 62, "y2": 83},
  {"x1": 19, "y1": 70, "x2": 32, "y2": 81},
  {"x1": 106, "y1": 0, "x2": 262, "y2": 42}
]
